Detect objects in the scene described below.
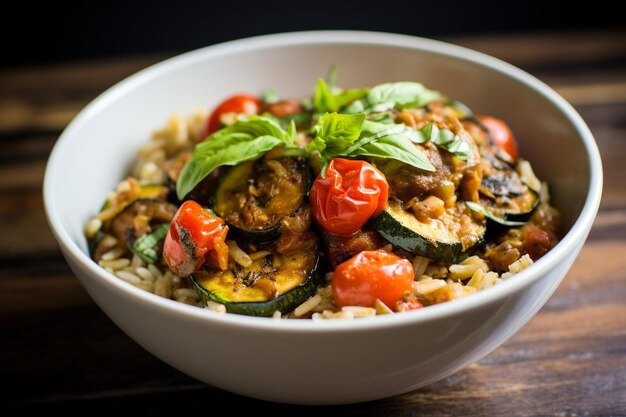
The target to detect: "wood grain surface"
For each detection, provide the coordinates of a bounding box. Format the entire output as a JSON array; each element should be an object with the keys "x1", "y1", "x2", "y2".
[{"x1": 1, "y1": 31, "x2": 625, "y2": 415}]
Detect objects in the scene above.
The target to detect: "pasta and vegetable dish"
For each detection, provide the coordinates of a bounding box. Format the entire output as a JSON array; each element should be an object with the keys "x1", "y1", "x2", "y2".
[{"x1": 86, "y1": 71, "x2": 561, "y2": 319}]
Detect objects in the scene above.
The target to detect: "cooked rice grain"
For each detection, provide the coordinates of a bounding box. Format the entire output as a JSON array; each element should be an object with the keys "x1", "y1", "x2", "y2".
[
  {"x1": 206, "y1": 301, "x2": 227, "y2": 314},
  {"x1": 294, "y1": 294, "x2": 322, "y2": 317}
]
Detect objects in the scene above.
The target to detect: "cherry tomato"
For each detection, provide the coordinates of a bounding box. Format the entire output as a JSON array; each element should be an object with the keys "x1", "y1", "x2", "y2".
[
  {"x1": 310, "y1": 158, "x2": 388, "y2": 236},
  {"x1": 332, "y1": 250, "x2": 414, "y2": 309},
  {"x1": 163, "y1": 201, "x2": 229, "y2": 276},
  {"x1": 478, "y1": 116, "x2": 519, "y2": 162},
  {"x1": 522, "y1": 225, "x2": 553, "y2": 260},
  {"x1": 202, "y1": 94, "x2": 262, "y2": 138}
]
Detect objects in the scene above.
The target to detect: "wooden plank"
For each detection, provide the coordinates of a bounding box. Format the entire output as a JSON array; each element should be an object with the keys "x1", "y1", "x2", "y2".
[
  {"x1": 0, "y1": 275, "x2": 90, "y2": 314},
  {"x1": 0, "y1": 55, "x2": 164, "y2": 134},
  {"x1": 447, "y1": 30, "x2": 626, "y2": 67},
  {"x1": 556, "y1": 82, "x2": 626, "y2": 105},
  {"x1": 0, "y1": 189, "x2": 58, "y2": 257}
]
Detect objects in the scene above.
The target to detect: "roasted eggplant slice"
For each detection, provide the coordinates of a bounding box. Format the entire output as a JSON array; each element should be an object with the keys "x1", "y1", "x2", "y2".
[
  {"x1": 191, "y1": 246, "x2": 323, "y2": 316},
  {"x1": 214, "y1": 157, "x2": 309, "y2": 242},
  {"x1": 479, "y1": 158, "x2": 539, "y2": 222},
  {"x1": 370, "y1": 200, "x2": 486, "y2": 263},
  {"x1": 108, "y1": 198, "x2": 178, "y2": 250},
  {"x1": 322, "y1": 227, "x2": 386, "y2": 268}
]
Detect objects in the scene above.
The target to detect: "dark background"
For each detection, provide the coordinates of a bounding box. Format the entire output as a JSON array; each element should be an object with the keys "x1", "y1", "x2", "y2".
[{"x1": 4, "y1": 0, "x2": 621, "y2": 67}]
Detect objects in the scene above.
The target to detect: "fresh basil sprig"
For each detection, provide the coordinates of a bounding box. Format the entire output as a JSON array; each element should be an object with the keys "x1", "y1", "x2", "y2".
[
  {"x1": 312, "y1": 113, "x2": 435, "y2": 176},
  {"x1": 176, "y1": 116, "x2": 296, "y2": 199},
  {"x1": 409, "y1": 123, "x2": 475, "y2": 163},
  {"x1": 465, "y1": 201, "x2": 527, "y2": 227},
  {"x1": 313, "y1": 79, "x2": 369, "y2": 114},
  {"x1": 344, "y1": 82, "x2": 441, "y2": 114}
]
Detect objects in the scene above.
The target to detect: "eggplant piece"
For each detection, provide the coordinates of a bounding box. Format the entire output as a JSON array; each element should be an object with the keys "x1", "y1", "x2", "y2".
[
  {"x1": 108, "y1": 198, "x2": 178, "y2": 250},
  {"x1": 322, "y1": 227, "x2": 386, "y2": 268},
  {"x1": 479, "y1": 158, "x2": 539, "y2": 222},
  {"x1": 214, "y1": 157, "x2": 309, "y2": 243}
]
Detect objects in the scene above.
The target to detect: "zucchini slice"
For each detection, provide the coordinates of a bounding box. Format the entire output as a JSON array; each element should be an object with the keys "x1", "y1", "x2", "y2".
[
  {"x1": 370, "y1": 200, "x2": 486, "y2": 263},
  {"x1": 191, "y1": 246, "x2": 323, "y2": 316},
  {"x1": 479, "y1": 158, "x2": 539, "y2": 222},
  {"x1": 214, "y1": 157, "x2": 309, "y2": 242}
]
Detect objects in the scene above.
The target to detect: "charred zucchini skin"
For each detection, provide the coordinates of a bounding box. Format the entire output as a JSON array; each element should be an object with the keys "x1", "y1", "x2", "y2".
[
  {"x1": 369, "y1": 202, "x2": 485, "y2": 264},
  {"x1": 228, "y1": 222, "x2": 282, "y2": 244},
  {"x1": 191, "y1": 251, "x2": 324, "y2": 317},
  {"x1": 480, "y1": 157, "x2": 540, "y2": 223},
  {"x1": 497, "y1": 187, "x2": 539, "y2": 222}
]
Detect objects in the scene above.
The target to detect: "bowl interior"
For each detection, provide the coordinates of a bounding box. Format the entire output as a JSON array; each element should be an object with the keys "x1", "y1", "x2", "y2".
[{"x1": 46, "y1": 32, "x2": 595, "y2": 294}]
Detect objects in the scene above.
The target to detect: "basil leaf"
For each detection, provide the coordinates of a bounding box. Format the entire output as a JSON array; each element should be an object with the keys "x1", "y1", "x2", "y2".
[
  {"x1": 313, "y1": 114, "x2": 435, "y2": 173},
  {"x1": 326, "y1": 65, "x2": 338, "y2": 89},
  {"x1": 346, "y1": 121, "x2": 435, "y2": 172},
  {"x1": 132, "y1": 223, "x2": 170, "y2": 264},
  {"x1": 313, "y1": 112, "x2": 365, "y2": 156},
  {"x1": 176, "y1": 116, "x2": 292, "y2": 199},
  {"x1": 409, "y1": 123, "x2": 473, "y2": 162},
  {"x1": 313, "y1": 78, "x2": 368, "y2": 113},
  {"x1": 367, "y1": 112, "x2": 395, "y2": 124},
  {"x1": 367, "y1": 82, "x2": 441, "y2": 109},
  {"x1": 286, "y1": 119, "x2": 297, "y2": 143},
  {"x1": 465, "y1": 201, "x2": 527, "y2": 227},
  {"x1": 346, "y1": 82, "x2": 441, "y2": 114}
]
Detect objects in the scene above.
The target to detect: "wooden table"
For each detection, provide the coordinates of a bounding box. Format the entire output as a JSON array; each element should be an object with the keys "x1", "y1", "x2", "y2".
[{"x1": 2, "y1": 31, "x2": 625, "y2": 414}]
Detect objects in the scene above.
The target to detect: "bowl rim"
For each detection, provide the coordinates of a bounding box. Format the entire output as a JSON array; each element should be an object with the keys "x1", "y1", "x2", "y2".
[{"x1": 44, "y1": 30, "x2": 603, "y2": 333}]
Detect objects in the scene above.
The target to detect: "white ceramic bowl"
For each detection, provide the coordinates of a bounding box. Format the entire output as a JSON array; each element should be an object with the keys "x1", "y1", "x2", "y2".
[{"x1": 44, "y1": 31, "x2": 602, "y2": 405}]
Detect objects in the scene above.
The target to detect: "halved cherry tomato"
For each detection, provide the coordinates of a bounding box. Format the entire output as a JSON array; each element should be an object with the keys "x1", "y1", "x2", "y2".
[
  {"x1": 310, "y1": 158, "x2": 388, "y2": 236},
  {"x1": 332, "y1": 250, "x2": 414, "y2": 309},
  {"x1": 478, "y1": 115, "x2": 519, "y2": 162},
  {"x1": 202, "y1": 94, "x2": 262, "y2": 138},
  {"x1": 163, "y1": 200, "x2": 229, "y2": 276}
]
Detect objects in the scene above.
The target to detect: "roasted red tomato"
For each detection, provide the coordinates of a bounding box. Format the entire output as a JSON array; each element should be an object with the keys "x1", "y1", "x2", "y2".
[
  {"x1": 332, "y1": 250, "x2": 414, "y2": 309},
  {"x1": 310, "y1": 158, "x2": 388, "y2": 236},
  {"x1": 163, "y1": 201, "x2": 229, "y2": 276},
  {"x1": 521, "y1": 224, "x2": 553, "y2": 260},
  {"x1": 478, "y1": 115, "x2": 519, "y2": 162},
  {"x1": 202, "y1": 94, "x2": 262, "y2": 138}
]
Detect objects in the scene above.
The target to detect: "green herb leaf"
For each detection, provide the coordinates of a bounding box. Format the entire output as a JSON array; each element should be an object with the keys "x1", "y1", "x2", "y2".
[
  {"x1": 326, "y1": 66, "x2": 338, "y2": 89},
  {"x1": 286, "y1": 119, "x2": 297, "y2": 142},
  {"x1": 313, "y1": 114, "x2": 434, "y2": 173},
  {"x1": 368, "y1": 82, "x2": 441, "y2": 109},
  {"x1": 409, "y1": 123, "x2": 474, "y2": 162},
  {"x1": 132, "y1": 223, "x2": 170, "y2": 264},
  {"x1": 465, "y1": 201, "x2": 527, "y2": 227},
  {"x1": 177, "y1": 116, "x2": 293, "y2": 199},
  {"x1": 313, "y1": 112, "x2": 365, "y2": 156},
  {"x1": 367, "y1": 112, "x2": 396, "y2": 124},
  {"x1": 313, "y1": 78, "x2": 368, "y2": 113},
  {"x1": 346, "y1": 121, "x2": 435, "y2": 172},
  {"x1": 346, "y1": 82, "x2": 441, "y2": 114}
]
